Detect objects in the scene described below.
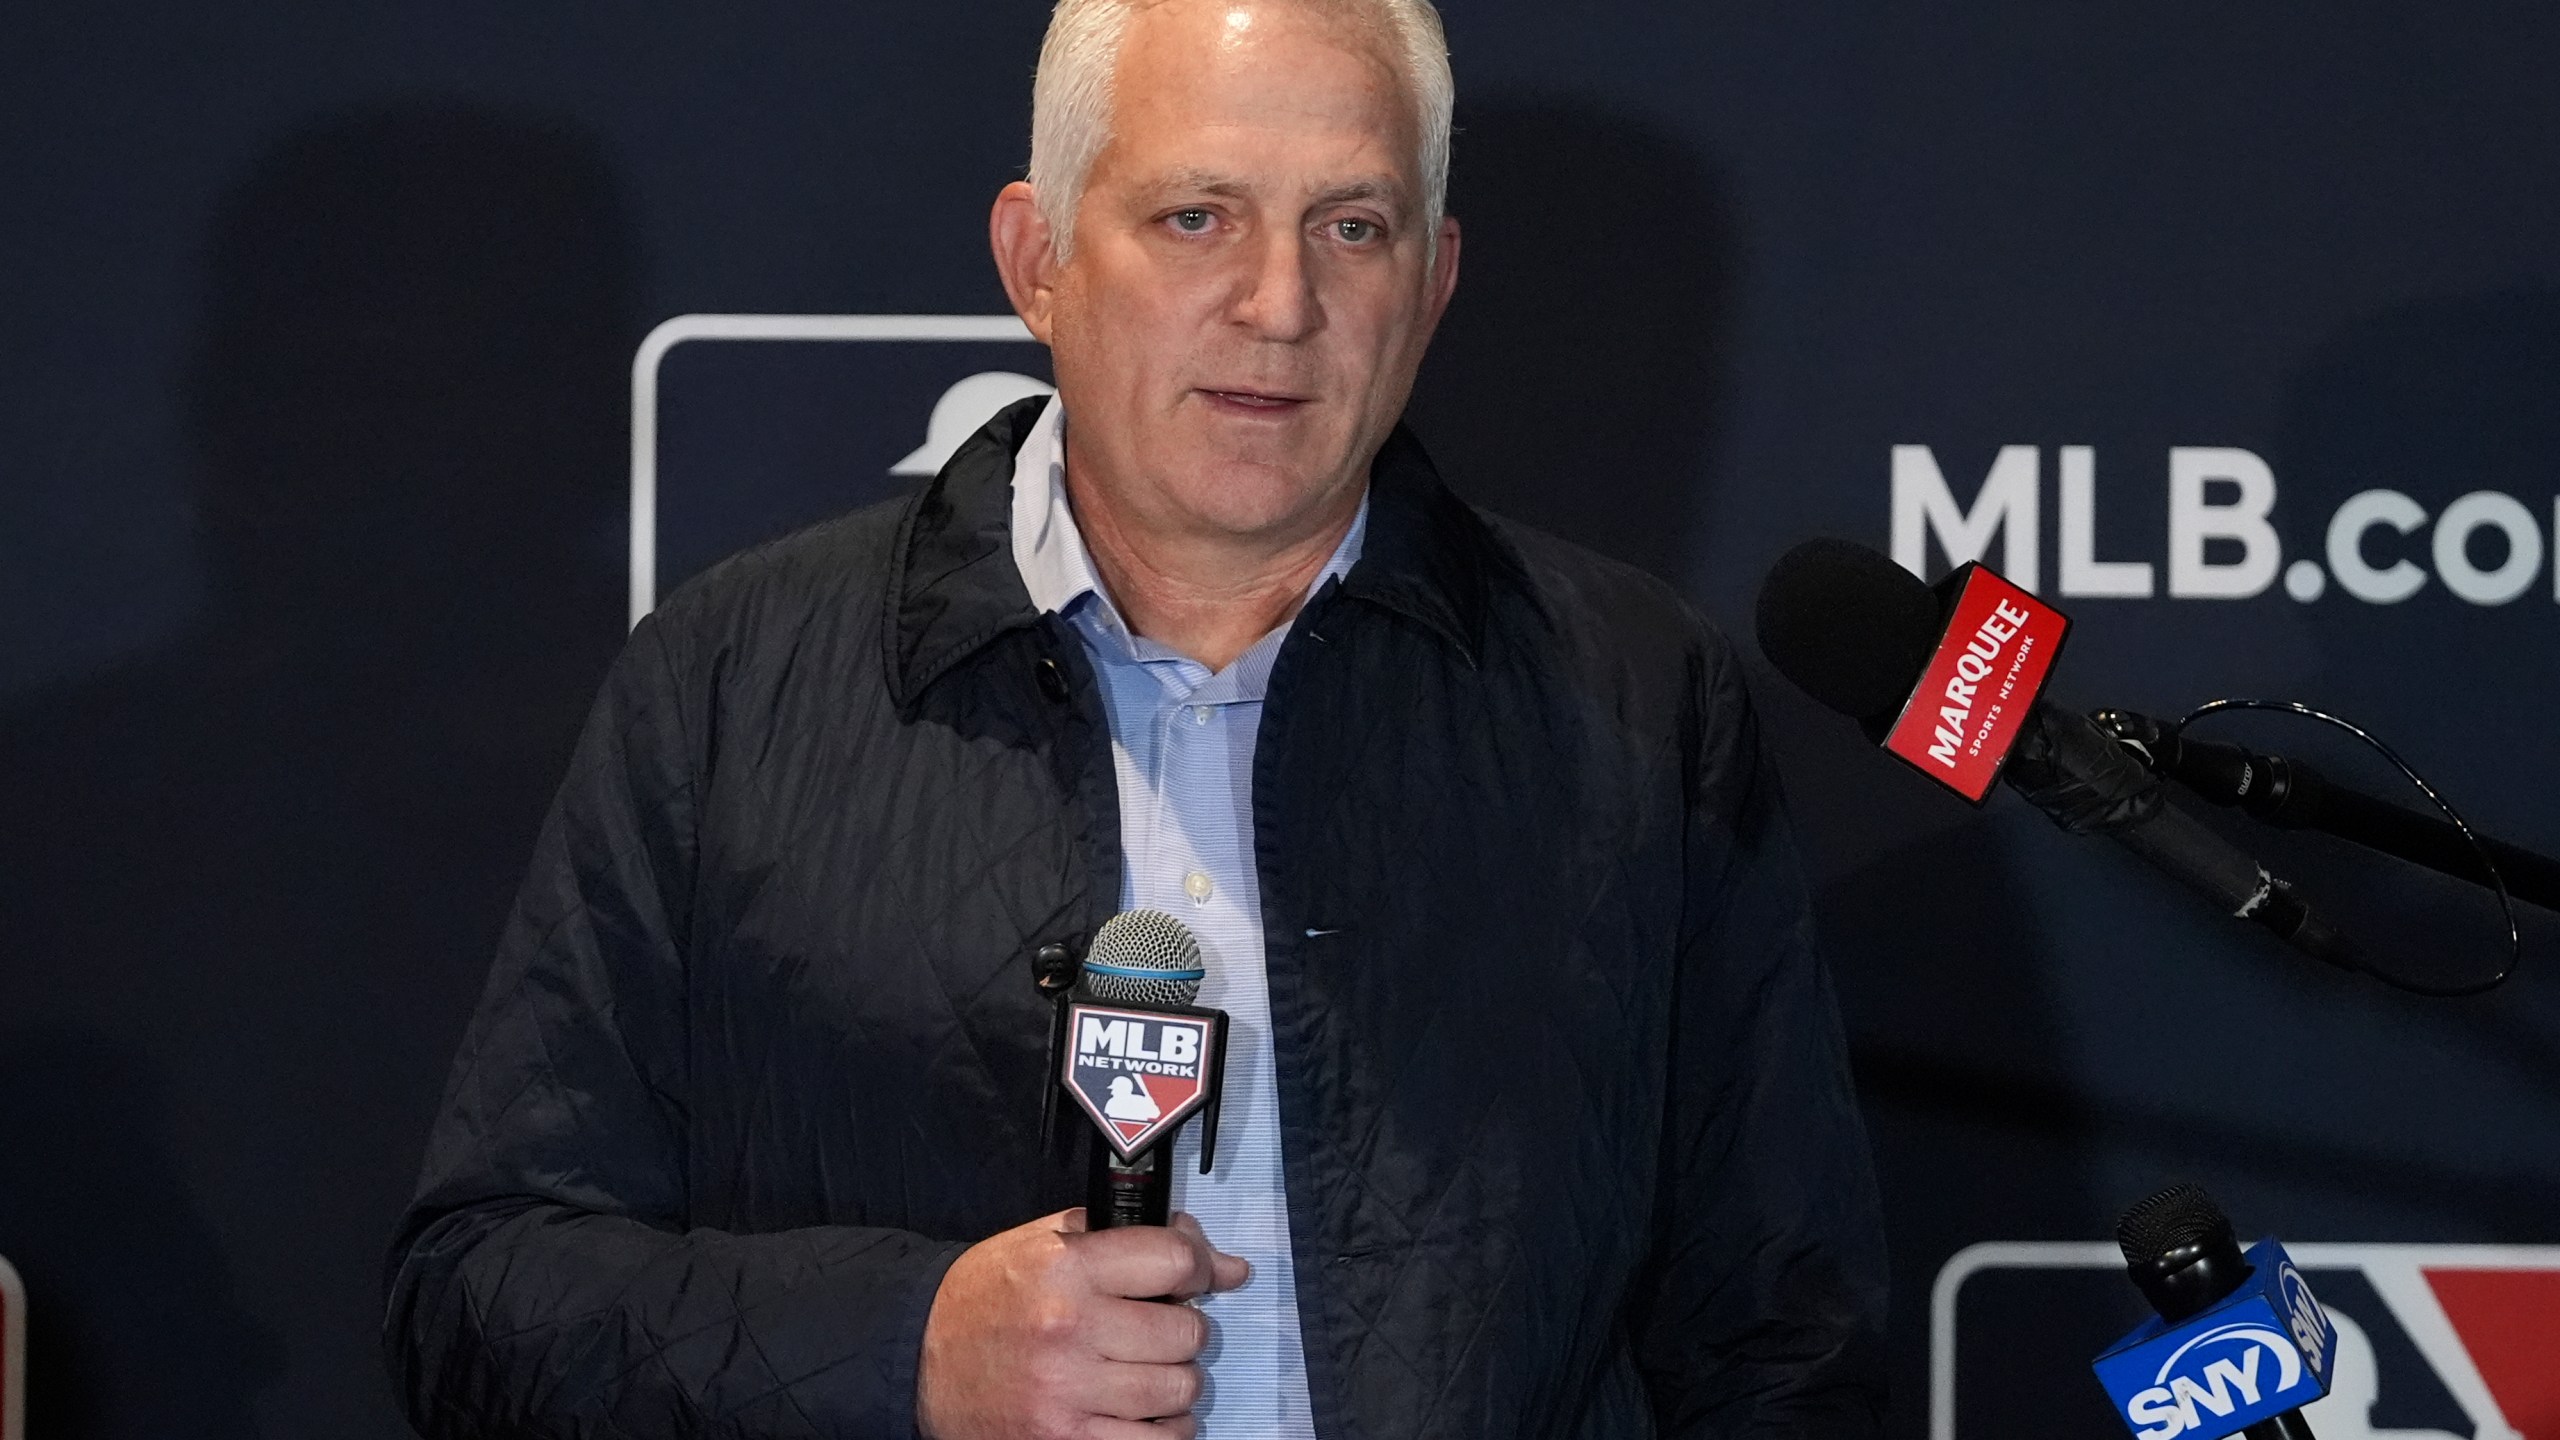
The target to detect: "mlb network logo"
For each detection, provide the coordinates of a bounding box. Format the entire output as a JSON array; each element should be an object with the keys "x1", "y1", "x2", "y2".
[
  {"x1": 1934, "y1": 1242, "x2": 2560, "y2": 1440},
  {"x1": 1060, "y1": 1003, "x2": 1215, "y2": 1159}
]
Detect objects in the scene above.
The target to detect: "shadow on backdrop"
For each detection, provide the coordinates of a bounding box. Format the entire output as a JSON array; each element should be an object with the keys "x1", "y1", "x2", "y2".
[
  {"x1": 1400, "y1": 91, "x2": 2099, "y2": 1431},
  {"x1": 1404, "y1": 95, "x2": 1730, "y2": 584},
  {"x1": 0, "y1": 1031, "x2": 284, "y2": 1436},
  {"x1": 1, "y1": 104, "x2": 635, "y2": 1436},
  {"x1": 1781, "y1": 733, "x2": 2102, "y2": 1437},
  {"x1": 2264, "y1": 287, "x2": 2560, "y2": 1141}
]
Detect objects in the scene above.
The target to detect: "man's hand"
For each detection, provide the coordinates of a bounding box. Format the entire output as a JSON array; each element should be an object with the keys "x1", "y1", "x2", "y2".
[{"x1": 917, "y1": 1208, "x2": 1249, "y2": 1440}]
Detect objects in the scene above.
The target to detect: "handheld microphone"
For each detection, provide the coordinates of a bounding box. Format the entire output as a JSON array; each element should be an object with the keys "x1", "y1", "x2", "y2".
[
  {"x1": 1753, "y1": 539, "x2": 2356, "y2": 967},
  {"x1": 2096, "y1": 1184, "x2": 2338, "y2": 1440},
  {"x1": 1057, "y1": 910, "x2": 1229, "y2": 1231}
]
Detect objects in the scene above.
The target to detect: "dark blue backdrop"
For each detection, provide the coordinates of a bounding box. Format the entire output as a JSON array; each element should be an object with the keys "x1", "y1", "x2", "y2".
[{"x1": 8, "y1": 5, "x2": 2559, "y2": 1436}]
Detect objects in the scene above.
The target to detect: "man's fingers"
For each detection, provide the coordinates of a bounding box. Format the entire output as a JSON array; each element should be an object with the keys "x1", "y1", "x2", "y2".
[
  {"x1": 1082, "y1": 1357, "x2": 1205, "y2": 1422},
  {"x1": 1074, "y1": 1226, "x2": 1216, "y2": 1300},
  {"x1": 927, "y1": 1211, "x2": 1217, "y2": 1440},
  {"x1": 1167, "y1": 1212, "x2": 1250, "y2": 1295},
  {"x1": 1206, "y1": 1247, "x2": 1249, "y2": 1294},
  {"x1": 1084, "y1": 1416, "x2": 1196, "y2": 1440},
  {"x1": 1087, "y1": 1293, "x2": 1211, "y2": 1364},
  {"x1": 1068, "y1": 1215, "x2": 1247, "y2": 1302}
]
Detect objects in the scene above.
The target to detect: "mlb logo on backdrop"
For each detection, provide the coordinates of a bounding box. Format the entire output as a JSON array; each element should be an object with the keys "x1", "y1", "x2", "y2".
[
  {"x1": 1934, "y1": 1242, "x2": 2560, "y2": 1440},
  {"x1": 629, "y1": 314, "x2": 1053, "y2": 625}
]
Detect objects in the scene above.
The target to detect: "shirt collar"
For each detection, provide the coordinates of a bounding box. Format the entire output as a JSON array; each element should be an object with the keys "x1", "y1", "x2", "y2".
[
  {"x1": 1007, "y1": 393, "x2": 1370, "y2": 646},
  {"x1": 1009, "y1": 394, "x2": 1105, "y2": 617},
  {"x1": 887, "y1": 393, "x2": 1500, "y2": 710}
]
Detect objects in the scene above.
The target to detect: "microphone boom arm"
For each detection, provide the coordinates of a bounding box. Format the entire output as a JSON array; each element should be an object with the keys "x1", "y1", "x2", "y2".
[{"x1": 2094, "y1": 708, "x2": 2560, "y2": 914}]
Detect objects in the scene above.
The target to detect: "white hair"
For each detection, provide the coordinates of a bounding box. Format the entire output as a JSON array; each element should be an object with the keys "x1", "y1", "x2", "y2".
[{"x1": 1027, "y1": 0, "x2": 1454, "y2": 261}]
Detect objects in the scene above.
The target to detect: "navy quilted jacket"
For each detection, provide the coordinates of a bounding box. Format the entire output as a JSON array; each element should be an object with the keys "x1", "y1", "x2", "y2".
[{"x1": 384, "y1": 397, "x2": 1887, "y2": 1438}]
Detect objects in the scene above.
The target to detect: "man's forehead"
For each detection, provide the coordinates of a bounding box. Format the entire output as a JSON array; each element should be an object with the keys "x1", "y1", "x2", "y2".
[
  {"x1": 1101, "y1": 1, "x2": 1422, "y2": 203},
  {"x1": 1119, "y1": 0, "x2": 1408, "y2": 95},
  {"x1": 1122, "y1": 0, "x2": 1396, "y2": 54}
]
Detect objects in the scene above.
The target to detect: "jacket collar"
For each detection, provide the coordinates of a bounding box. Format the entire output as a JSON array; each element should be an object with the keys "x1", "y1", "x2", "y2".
[
  {"x1": 1332, "y1": 422, "x2": 1502, "y2": 668},
  {"x1": 885, "y1": 394, "x2": 1507, "y2": 707}
]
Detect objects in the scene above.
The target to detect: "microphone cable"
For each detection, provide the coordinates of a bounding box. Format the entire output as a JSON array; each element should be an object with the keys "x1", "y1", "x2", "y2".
[{"x1": 2160, "y1": 697, "x2": 2519, "y2": 997}]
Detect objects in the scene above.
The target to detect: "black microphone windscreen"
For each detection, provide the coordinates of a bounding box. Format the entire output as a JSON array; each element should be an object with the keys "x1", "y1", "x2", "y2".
[
  {"x1": 2115, "y1": 1182, "x2": 2234, "y2": 1269},
  {"x1": 1754, "y1": 538, "x2": 1946, "y2": 723}
]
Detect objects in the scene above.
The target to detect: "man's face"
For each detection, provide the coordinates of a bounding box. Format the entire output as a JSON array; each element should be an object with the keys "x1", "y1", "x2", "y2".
[{"x1": 1027, "y1": 0, "x2": 1457, "y2": 544}]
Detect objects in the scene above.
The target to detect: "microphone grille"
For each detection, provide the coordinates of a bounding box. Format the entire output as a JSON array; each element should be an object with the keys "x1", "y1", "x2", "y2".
[
  {"x1": 1080, "y1": 909, "x2": 1205, "y2": 1008},
  {"x1": 2115, "y1": 1183, "x2": 2234, "y2": 1269}
]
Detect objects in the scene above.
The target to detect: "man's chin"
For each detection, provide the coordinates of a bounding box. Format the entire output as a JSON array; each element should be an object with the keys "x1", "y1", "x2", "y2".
[{"x1": 1163, "y1": 463, "x2": 1360, "y2": 542}]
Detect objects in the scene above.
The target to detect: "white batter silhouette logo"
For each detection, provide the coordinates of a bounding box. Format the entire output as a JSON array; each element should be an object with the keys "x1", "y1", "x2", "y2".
[
  {"x1": 891, "y1": 371, "x2": 1054, "y2": 476},
  {"x1": 1103, "y1": 1075, "x2": 1162, "y2": 1124}
]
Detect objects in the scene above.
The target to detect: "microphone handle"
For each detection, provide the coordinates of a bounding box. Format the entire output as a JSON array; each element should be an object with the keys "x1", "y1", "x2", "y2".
[
  {"x1": 2245, "y1": 1410, "x2": 2319, "y2": 1440},
  {"x1": 2007, "y1": 703, "x2": 2360, "y2": 972},
  {"x1": 2106, "y1": 800, "x2": 2358, "y2": 970},
  {"x1": 1087, "y1": 1135, "x2": 1173, "y2": 1230}
]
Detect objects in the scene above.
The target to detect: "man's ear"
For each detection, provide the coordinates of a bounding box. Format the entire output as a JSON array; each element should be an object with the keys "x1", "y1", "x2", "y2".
[
  {"x1": 990, "y1": 181, "x2": 1060, "y2": 344},
  {"x1": 1421, "y1": 213, "x2": 1463, "y2": 335}
]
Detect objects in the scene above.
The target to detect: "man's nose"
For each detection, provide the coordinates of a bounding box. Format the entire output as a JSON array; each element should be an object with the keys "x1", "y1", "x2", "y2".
[{"x1": 1230, "y1": 228, "x2": 1321, "y2": 343}]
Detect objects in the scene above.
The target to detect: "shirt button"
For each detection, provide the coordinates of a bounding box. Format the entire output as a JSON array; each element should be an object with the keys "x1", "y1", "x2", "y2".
[
  {"x1": 1184, "y1": 870, "x2": 1215, "y2": 904},
  {"x1": 1190, "y1": 705, "x2": 1212, "y2": 726}
]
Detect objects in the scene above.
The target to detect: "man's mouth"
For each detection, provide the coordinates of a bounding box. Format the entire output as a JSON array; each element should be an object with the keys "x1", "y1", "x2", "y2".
[{"x1": 1198, "y1": 387, "x2": 1310, "y2": 412}]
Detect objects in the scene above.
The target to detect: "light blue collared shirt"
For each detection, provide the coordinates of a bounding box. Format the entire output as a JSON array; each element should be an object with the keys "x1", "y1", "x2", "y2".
[{"x1": 1011, "y1": 395, "x2": 1361, "y2": 1439}]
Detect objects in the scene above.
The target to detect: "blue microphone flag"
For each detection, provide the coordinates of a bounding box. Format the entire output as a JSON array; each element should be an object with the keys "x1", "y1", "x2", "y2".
[{"x1": 2092, "y1": 1238, "x2": 2339, "y2": 1440}]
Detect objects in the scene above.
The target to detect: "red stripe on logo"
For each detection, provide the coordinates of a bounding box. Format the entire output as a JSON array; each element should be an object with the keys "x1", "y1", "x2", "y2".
[{"x1": 2425, "y1": 1267, "x2": 2560, "y2": 1439}]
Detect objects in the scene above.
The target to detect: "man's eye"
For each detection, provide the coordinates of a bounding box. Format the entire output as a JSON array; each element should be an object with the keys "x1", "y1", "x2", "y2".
[
  {"x1": 1334, "y1": 219, "x2": 1377, "y2": 243},
  {"x1": 1168, "y1": 209, "x2": 1213, "y2": 234}
]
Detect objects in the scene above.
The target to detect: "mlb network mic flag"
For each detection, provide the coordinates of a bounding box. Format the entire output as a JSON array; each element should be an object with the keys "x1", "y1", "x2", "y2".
[
  {"x1": 2094, "y1": 1239, "x2": 2339, "y2": 1440},
  {"x1": 1882, "y1": 561, "x2": 2070, "y2": 803},
  {"x1": 1060, "y1": 1000, "x2": 1223, "y2": 1163}
]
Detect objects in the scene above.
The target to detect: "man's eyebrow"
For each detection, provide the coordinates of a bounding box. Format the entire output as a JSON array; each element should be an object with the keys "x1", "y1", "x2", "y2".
[
  {"x1": 1149, "y1": 168, "x2": 1255, "y2": 199},
  {"x1": 1309, "y1": 178, "x2": 1405, "y2": 209},
  {"x1": 1144, "y1": 169, "x2": 1412, "y2": 211}
]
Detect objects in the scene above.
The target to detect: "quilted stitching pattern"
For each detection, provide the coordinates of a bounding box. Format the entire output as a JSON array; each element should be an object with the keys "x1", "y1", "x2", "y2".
[{"x1": 383, "y1": 402, "x2": 1885, "y2": 1438}]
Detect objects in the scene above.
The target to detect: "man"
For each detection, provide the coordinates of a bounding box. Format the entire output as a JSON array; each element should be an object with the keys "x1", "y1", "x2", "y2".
[{"x1": 385, "y1": 0, "x2": 1886, "y2": 1435}]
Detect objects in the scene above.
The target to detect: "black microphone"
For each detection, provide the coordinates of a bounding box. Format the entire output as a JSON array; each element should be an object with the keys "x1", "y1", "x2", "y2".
[
  {"x1": 1753, "y1": 539, "x2": 2356, "y2": 969},
  {"x1": 1057, "y1": 910, "x2": 1229, "y2": 1231},
  {"x1": 2115, "y1": 1185, "x2": 2321, "y2": 1440},
  {"x1": 2093, "y1": 708, "x2": 2560, "y2": 914}
]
